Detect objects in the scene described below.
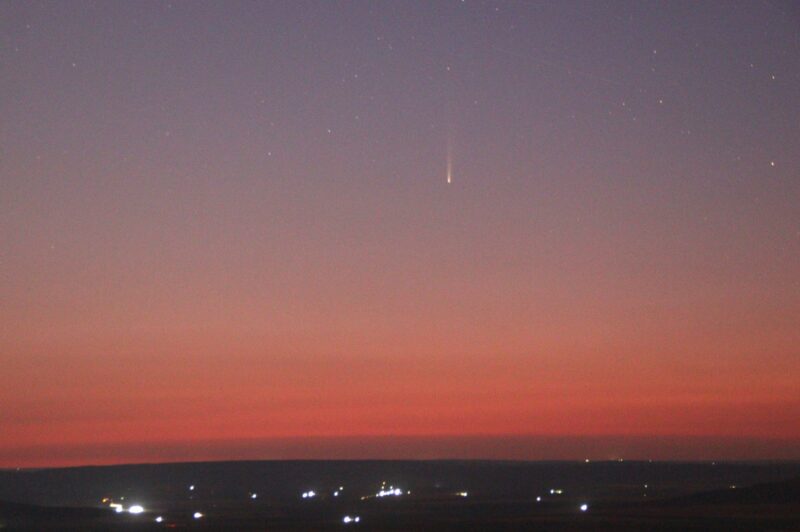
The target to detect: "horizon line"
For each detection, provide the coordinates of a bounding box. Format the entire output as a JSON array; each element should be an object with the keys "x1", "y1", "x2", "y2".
[{"x1": 4, "y1": 433, "x2": 799, "y2": 469}]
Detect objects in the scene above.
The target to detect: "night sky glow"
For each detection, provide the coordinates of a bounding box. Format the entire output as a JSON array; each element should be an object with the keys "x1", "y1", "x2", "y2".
[{"x1": 1, "y1": 1, "x2": 799, "y2": 466}]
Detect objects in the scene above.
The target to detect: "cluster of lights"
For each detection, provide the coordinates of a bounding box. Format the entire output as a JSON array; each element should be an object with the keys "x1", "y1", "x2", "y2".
[
  {"x1": 103, "y1": 492, "x2": 206, "y2": 524},
  {"x1": 111, "y1": 504, "x2": 124, "y2": 513},
  {"x1": 105, "y1": 499, "x2": 145, "y2": 515},
  {"x1": 457, "y1": 492, "x2": 468, "y2": 497},
  {"x1": 301, "y1": 490, "x2": 317, "y2": 499},
  {"x1": 333, "y1": 486, "x2": 344, "y2": 497},
  {"x1": 361, "y1": 483, "x2": 406, "y2": 500},
  {"x1": 342, "y1": 515, "x2": 361, "y2": 524},
  {"x1": 535, "y1": 489, "x2": 570, "y2": 504}
]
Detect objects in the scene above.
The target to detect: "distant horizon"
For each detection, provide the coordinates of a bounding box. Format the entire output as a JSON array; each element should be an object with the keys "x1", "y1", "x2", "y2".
[{"x1": 3, "y1": 434, "x2": 799, "y2": 468}]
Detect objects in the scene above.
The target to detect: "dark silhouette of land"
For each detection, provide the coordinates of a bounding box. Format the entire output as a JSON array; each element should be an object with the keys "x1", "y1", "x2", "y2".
[{"x1": 1, "y1": 460, "x2": 799, "y2": 530}]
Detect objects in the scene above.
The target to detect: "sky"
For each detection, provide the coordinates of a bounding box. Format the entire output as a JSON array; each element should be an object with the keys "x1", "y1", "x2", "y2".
[{"x1": 1, "y1": 1, "x2": 799, "y2": 467}]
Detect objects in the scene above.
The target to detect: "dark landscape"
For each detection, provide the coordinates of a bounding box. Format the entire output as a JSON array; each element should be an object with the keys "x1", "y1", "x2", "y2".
[{"x1": 2, "y1": 460, "x2": 800, "y2": 530}]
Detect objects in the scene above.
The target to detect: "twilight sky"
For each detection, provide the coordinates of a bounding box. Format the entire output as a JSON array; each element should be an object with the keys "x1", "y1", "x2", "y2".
[{"x1": 2, "y1": 1, "x2": 799, "y2": 466}]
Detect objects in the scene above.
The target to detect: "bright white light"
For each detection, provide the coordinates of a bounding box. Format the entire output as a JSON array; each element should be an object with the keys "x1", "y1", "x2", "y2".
[
  {"x1": 375, "y1": 487, "x2": 403, "y2": 497},
  {"x1": 355, "y1": 517, "x2": 360, "y2": 523},
  {"x1": 189, "y1": 485, "x2": 195, "y2": 491},
  {"x1": 155, "y1": 516, "x2": 163, "y2": 523},
  {"x1": 128, "y1": 505, "x2": 144, "y2": 514},
  {"x1": 334, "y1": 491, "x2": 339, "y2": 496},
  {"x1": 302, "y1": 490, "x2": 317, "y2": 499},
  {"x1": 343, "y1": 516, "x2": 352, "y2": 523},
  {"x1": 251, "y1": 493, "x2": 257, "y2": 499},
  {"x1": 580, "y1": 504, "x2": 589, "y2": 512},
  {"x1": 343, "y1": 515, "x2": 361, "y2": 524},
  {"x1": 536, "y1": 496, "x2": 541, "y2": 502},
  {"x1": 458, "y1": 492, "x2": 468, "y2": 497},
  {"x1": 114, "y1": 506, "x2": 124, "y2": 513},
  {"x1": 193, "y1": 512, "x2": 203, "y2": 519}
]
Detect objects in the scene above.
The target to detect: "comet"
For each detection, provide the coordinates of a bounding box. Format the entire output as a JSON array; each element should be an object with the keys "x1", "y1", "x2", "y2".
[
  {"x1": 446, "y1": 136, "x2": 453, "y2": 184},
  {"x1": 446, "y1": 154, "x2": 452, "y2": 184}
]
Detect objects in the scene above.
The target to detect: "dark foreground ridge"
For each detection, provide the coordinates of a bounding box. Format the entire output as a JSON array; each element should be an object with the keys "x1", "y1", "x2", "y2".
[
  {"x1": 649, "y1": 475, "x2": 800, "y2": 506},
  {"x1": 1, "y1": 460, "x2": 799, "y2": 530}
]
